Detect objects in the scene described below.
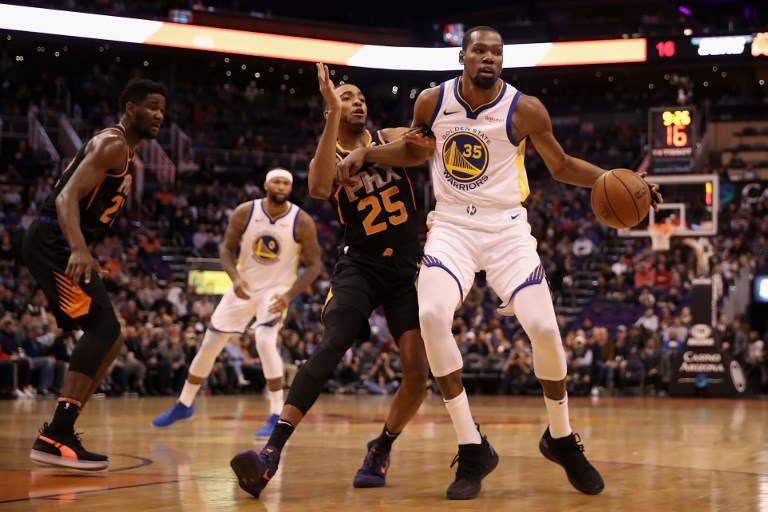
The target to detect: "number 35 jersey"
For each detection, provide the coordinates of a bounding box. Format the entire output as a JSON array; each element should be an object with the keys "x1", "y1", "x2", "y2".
[
  {"x1": 427, "y1": 77, "x2": 529, "y2": 210},
  {"x1": 332, "y1": 130, "x2": 419, "y2": 255},
  {"x1": 39, "y1": 125, "x2": 135, "y2": 244}
]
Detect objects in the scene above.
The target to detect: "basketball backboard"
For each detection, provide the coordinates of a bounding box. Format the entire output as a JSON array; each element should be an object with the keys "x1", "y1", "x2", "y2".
[{"x1": 618, "y1": 174, "x2": 718, "y2": 238}]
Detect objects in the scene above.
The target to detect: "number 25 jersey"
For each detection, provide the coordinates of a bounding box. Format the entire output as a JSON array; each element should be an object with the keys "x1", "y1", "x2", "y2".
[
  {"x1": 39, "y1": 125, "x2": 135, "y2": 244},
  {"x1": 332, "y1": 130, "x2": 419, "y2": 254}
]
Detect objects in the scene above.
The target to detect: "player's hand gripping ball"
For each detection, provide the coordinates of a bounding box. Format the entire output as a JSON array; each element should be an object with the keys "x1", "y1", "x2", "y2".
[{"x1": 591, "y1": 169, "x2": 652, "y2": 229}]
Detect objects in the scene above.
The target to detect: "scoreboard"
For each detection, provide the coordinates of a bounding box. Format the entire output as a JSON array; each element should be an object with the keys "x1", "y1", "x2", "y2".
[{"x1": 648, "y1": 107, "x2": 696, "y2": 160}]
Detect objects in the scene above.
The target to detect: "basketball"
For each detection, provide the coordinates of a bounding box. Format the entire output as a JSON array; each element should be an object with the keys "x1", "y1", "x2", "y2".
[{"x1": 590, "y1": 169, "x2": 652, "y2": 229}]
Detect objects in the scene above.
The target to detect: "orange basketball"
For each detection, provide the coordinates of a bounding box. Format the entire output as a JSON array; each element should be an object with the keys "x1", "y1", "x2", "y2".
[{"x1": 590, "y1": 169, "x2": 652, "y2": 229}]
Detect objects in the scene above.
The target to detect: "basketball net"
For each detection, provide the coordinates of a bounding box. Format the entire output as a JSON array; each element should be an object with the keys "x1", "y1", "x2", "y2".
[{"x1": 649, "y1": 223, "x2": 677, "y2": 251}]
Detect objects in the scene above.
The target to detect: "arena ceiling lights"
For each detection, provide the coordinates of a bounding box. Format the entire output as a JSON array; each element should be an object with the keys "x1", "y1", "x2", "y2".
[{"x1": 0, "y1": 3, "x2": 647, "y2": 70}]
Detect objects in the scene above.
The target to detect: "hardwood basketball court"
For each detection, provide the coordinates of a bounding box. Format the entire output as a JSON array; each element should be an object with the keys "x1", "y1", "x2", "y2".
[{"x1": 1, "y1": 394, "x2": 764, "y2": 511}]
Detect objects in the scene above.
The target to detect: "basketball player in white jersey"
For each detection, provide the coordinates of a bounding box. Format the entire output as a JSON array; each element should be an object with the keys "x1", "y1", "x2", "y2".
[
  {"x1": 339, "y1": 26, "x2": 661, "y2": 500},
  {"x1": 152, "y1": 168, "x2": 322, "y2": 437}
]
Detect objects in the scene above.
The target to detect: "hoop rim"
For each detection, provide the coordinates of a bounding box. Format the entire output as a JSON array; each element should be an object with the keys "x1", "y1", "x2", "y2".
[{"x1": 649, "y1": 222, "x2": 677, "y2": 251}]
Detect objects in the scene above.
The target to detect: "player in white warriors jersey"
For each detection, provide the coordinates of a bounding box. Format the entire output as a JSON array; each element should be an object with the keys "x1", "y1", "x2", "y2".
[
  {"x1": 339, "y1": 26, "x2": 661, "y2": 500},
  {"x1": 153, "y1": 168, "x2": 322, "y2": 436}
]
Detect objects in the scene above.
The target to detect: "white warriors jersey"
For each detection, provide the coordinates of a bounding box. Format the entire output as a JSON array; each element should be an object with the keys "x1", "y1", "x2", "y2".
[
  {"x1": 427, "y1": 77, "x2": 529, "y2": 209},
  {"x1": 236, "y1": 199, "x2": 301, "y2": 289}
]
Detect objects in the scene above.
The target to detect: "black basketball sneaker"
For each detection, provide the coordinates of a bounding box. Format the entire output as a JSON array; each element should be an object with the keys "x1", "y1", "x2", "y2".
[
  {"x1": 539, "y1": 426, "x2": 604, "y2": 495},
  {"x1": 30, "y1": 422, "x2": 109, "y2": 471},
  {"x1": 230, "y1": 445, "x2": 280, "y2": 498},
  {"x1": 446, "y1": 428, "x2": 499, "y2": 500}
]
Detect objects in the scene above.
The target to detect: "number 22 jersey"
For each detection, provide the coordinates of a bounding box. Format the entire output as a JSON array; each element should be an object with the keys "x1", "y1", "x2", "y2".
[{"x1": 39, "y1": 125, "x2": 135, "y2": 244}]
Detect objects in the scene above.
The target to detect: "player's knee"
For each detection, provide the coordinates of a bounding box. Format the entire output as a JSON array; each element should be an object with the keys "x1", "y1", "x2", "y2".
[
  {"x1": 399, "y1": 348, "x2": 430, "y2": 388},
  {"x1": 526, "y1": 321, "x2": 561, "y2": 347},
  {"x1": 255, "y1": 330, "x2": 277, "y2": 355},
  {"x1": 322, "y1": 306, "x2": 365, "y2": 353},
  {"x1": 418, "y1": 302, "x2": 451, "y2": 335},
  {"x1": 90, "y1": 309, "x2": 121, "y2": 341},
  {"x1": 401, "y1": 364, "x2": 429, "y2": 390}
]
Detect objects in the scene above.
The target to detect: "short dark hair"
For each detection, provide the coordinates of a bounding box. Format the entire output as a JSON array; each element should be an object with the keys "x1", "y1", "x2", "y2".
[
  {"x1": 118, "y1": 78, "x2": 167, "y2": 112},
  {"x1": 461, "y1": 26, "x2": 502, "y2": 51},
  {"x1": 322, "y1": 82, "x2": 357, "y2": 111}
]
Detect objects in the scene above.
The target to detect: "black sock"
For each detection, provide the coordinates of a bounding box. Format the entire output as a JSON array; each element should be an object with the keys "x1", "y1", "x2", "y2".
[
  {"x1": 374, "y1": 425, "x2": 399, "y2": 452},
  {"x1": 48, "y1": 399, "x2": 81, "y2": 435},
  {"x1": 266, "y1": 419, "x2": 294, "y2": 452}
]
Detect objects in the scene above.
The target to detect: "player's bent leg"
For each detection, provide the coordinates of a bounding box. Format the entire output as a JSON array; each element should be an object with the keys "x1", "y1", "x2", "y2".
[
  {"x1": 511, "y1": 281, "x2": 604, "y2": 495},
  {"x1": 353, "y1": 329, "x2": 429, "y2": 488},
  {"x1": 152, "y1": 329, "x2": 232, "y2": 428},
  {"x1": 282, "y1": 306, "x2": 366, "y2": 416},
  {"x1": 30, "y1": 308, "x2": 121, "y2": 470},
  {"x1": 231, "y1": 306, "x2": 367, "y2": 498},
  {"x1": 255, "y1": 322, "x2": 284, "y2": 437}
]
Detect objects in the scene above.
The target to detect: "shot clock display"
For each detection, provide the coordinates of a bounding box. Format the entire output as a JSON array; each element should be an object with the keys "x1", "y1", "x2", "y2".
[{"x1": 648, "y1": 107, "x2": 695, "y2": 159}]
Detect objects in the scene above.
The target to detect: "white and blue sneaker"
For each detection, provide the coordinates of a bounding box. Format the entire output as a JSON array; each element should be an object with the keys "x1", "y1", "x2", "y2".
[
  {"x1": 255, "y1": 414, "x2": 279, "y2": 437},
  {"x1": 152, "y1": 402, "x2": 194, "y2": 428}
]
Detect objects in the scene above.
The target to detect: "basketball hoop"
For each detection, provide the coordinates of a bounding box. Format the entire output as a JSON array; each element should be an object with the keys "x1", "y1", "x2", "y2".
[{"x1": 649, "y1": 223, "x2": 677, "y2": 251}]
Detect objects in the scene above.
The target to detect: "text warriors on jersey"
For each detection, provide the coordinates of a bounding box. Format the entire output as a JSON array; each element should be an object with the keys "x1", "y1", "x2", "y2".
[{"x1": 440, "y1": 126, "x2": 492, "y2": 191}]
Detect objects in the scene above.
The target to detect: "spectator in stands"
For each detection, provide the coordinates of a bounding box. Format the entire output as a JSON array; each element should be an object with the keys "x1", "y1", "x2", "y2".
[
  {"x1": 639, "y1": 338, "x2": 662, "y2": 394},
  {"x1": 634, "y1": 260, "x2": 656, "y2": 288},
  {"x1": 0, "y1": 315, "x2": 32, "y2": 396},
  {"x1": 611, "y1": 255, "x2": 632, "y2": 277},
  {"x1": 637, "y1": 287, "x2": 656, "y2": 308},
  {"x1": 498, "y1": 337, "x2": 535, "y2": 395},
  {"x1": 19, "y1": 322, "x2": 55, "y2": 395},
  {"x1": 663, "y1": 316, "x2": 688, "y2": 350},
  {"x1": 567, "y1": 335, "x2": 593, "y2": 396},
  {"x1": 571, "y1": 230, "x2": 594, "y2": 267},
  {"x1": 726, "y1": 319, "x2": 749, "y2": 368},
  {"x1": 159, "y1": 327, "x2": 188, "y2": 392},
  {"x1": 635, "y1": 308, "x2": 659, "y2": 333},
  {"x1": 363, "y1": 352, "x2": 400, "y2": 395},
  {"x1": 0, "y1": 351, "x2": 16, "y2": 399},
  {"x1": 190, "y1": 295, "x2": 215, "y2": 322}
]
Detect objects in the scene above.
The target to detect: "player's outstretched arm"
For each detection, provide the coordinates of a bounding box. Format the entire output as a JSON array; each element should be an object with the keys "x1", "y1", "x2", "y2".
[
  {"x1": 520, "y1": 95, "x2": 663, "y2": 208},
  {"x1": 308, "y1": 63, "x2": 342, "y2": 199},
  {"x1": 267, "y1": 211, "x2": 322, "y2": 314},
  {"x1": 336, "y1": 88, "x2": 438, "y2": 178},
  {"x1": 518, "y1": 95, "x2": 606, "y2": 188},
  {"x1": 220, "y1": 202, "x2": 252, "y2": 299}
]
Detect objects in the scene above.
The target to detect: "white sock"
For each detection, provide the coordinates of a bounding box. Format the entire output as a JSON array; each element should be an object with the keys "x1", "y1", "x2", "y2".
[
  {"x1": 544, "y1": 394, "x2": 573, "y2": 438},
  {"x1": 268, "y1": 389, "x2": 284, "y2": 416},
  {"x1": 444, "y1": 389, "x2": 481, "y2": 445},
  {"x1": 178, "y1": 382, "x2": 201, "y2": 407}
]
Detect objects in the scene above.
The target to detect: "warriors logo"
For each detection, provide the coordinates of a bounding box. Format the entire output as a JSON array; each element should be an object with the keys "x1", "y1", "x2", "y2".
[
  {"x1": 252, "y1": 234, "x2": 280, "y2": 264},
  {"x1": 441, "y1": 132, "x2": 490, "y2": 190}
]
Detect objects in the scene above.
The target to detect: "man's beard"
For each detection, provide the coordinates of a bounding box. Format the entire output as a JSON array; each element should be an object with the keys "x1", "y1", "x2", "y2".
[
  {"x1": 470, "y1": 74, "x2": 497, "y2": 90},
  {"x1": 137, "y1": 126, "x2": 159, "y2": 139},
  {"x1": 268, "y1": 193, "x2": 288, "y2": 204}
]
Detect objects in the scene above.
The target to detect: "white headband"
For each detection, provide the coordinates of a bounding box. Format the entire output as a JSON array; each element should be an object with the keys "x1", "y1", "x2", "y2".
[{"x1": 265, "y1": 168, "x2": 293, "y2": 185}]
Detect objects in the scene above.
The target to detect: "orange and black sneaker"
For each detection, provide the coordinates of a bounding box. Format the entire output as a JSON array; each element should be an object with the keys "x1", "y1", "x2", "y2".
[
  {"x1": 29, "y1": 423, "x2": 109, "y2": 471},
  {"x1": 353, "y1": 440, "x2": 390, "y2": 488},
  {"x1": 230, "y1": 445, "x2": 280, "y2": 498}
]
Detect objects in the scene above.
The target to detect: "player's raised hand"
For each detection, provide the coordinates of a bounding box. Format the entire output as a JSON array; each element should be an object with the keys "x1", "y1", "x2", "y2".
[
  {"x1": 316, "y1": 63, "x2": 341, "y2": 112},
  {"x1": 401, "y1": 125, "x2": 436, "y2": 150},
  {"x1": 637, "y1": 171, "x2": 664, "y2": 212},
  {"x1": 232, "y1": 275, "x2": 251, "y2": 300},
  {"x1": 267, "y1": 293, "x2": 290, "y2": 314}
]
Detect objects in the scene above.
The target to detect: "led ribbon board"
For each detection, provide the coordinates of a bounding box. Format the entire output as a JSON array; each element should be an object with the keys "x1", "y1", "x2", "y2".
[{"x1": 0, "y1": 3, "x2": 647, "y2": 70}]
